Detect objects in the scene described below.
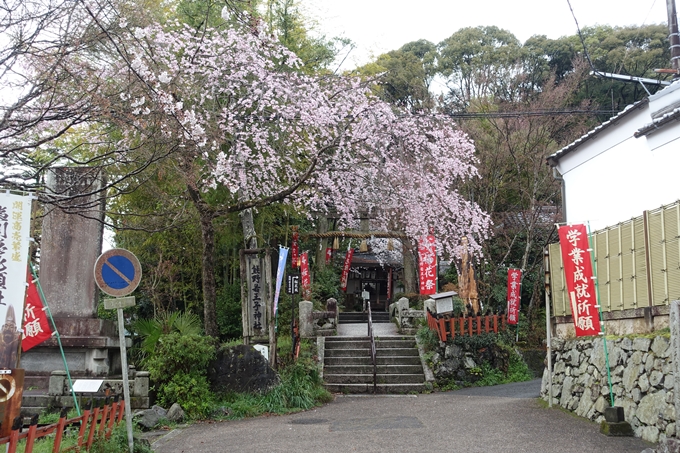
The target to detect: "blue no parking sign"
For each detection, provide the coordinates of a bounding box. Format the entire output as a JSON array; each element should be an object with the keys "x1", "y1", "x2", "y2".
[{"x1": 94, "y1": 248, "x2": 142, "y2": 297}]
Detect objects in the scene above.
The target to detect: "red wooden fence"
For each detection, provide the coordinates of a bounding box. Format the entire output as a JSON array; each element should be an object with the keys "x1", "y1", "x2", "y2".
[
  {"x1": 0, "y1": 396, "x2": 126, "y2": 453},
  {"x1": 427, "y1": 309, "x2": 506, "y2": 342}
]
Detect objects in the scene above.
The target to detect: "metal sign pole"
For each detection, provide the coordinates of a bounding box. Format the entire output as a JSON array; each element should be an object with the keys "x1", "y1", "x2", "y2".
[
  {"x1": 117, "y1": 307, "x2": 134, "y2": 453},
  {"x1": 94, "y1": 248, "x2": 141, "y2": 453},
  {"x1": 105, "y1": 297, "x2": 136, "y2": 453}
]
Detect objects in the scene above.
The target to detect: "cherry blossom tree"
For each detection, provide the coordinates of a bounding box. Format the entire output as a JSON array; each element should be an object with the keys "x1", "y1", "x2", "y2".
[{"x1": 18, "y1": 10, "x2": 490, "y2": 335}]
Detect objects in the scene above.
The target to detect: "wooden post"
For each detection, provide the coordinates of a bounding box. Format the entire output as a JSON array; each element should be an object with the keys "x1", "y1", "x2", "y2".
[{"x1": 437, "y1": 318, "x2": 446, "y2": 341}]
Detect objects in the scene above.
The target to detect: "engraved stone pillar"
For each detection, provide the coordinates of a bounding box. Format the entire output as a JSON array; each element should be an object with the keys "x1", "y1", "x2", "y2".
[
  {"x1": 671, "y1": 300, "x2": 680, "y2": 427},
  {"x1": 23, "y1": 167, "x2": 121, "y2": 382},
  {"x1": 41, "y1": 167, "x2": 104, "y2": 318},
  {"x1": 299, "y1": 301, "x2": 313, "y2": 338}
]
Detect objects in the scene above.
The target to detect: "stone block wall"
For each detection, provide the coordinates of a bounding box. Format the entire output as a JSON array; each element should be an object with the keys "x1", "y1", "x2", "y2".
[{"x1": 541, "y1": 335, "x2": 674, "y2": 443}]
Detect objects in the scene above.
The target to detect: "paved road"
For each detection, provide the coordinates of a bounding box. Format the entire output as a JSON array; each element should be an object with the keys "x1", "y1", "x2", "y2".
[{"x1": 152, "y1": 379, "x2": 653, "y2": 453}]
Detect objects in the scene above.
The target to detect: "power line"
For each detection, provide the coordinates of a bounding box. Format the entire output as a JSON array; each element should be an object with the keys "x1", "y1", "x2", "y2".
[
  {"x1": 446, "y1": 109, "x2": 618, "y2": 119},
  {"x1": 566, "y1": 0, "x2": 596, "y2": 71}
]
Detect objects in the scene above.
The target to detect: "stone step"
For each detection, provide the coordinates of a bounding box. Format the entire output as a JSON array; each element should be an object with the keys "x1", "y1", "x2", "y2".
[
  {"x1": 325, "y1": 348, "x2": 370, "y2": 358},
  {"x1": 338, "y1": 313, "x2": 391, "y2": 324},
  {"x1": 324, "y1": 340, "x2": 371, "y2": 349},
  {"x1": 325, "y1": 356, "x2": 422, "y2": 366},
  {"x1": 377, "y1": 348, "x2": 420, "y2": 357},
  {"x1": 324, "y1": 364, "x2": 424, "y2": 375},
  {"x1": 324, "y1": 383, "x2": 426, "y2": 394},
  {"x1": 324, "y1": 346, "x2": 420, "y2": 358},
  {"x1": 325, "y1": 336, "x2": 414, "y2": 342},
  {"x1": 323, "y1": 373, "x2": 425, "y2": 385},
  {"x1": 377, "y1": 340, "x2": 416, "y2": 348},
  {"x1": 323, "y1": 339, "x2": 416, "y2": 350}
]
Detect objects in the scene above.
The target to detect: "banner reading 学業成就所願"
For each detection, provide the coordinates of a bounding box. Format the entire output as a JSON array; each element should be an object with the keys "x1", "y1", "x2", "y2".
[
  {"x1": 558, "y1": 224, "x2": 601, "y2": 337},
  {"x1": 506, "y1": 268, "x2": 521, "y2": 325}
]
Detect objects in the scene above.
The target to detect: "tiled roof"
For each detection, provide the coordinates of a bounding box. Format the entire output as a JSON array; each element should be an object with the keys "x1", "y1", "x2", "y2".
[
  {"x1": 546, "y1": 99, "x2": 648, "y2": 167},
  {"x1": 635, "y1": 106, "x2": 680, "y2": 137}
]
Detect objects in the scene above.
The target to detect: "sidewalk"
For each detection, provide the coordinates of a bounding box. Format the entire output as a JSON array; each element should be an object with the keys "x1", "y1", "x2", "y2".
[{"x1": 151, "y1": 380, "x2": 653, "y2": 453}]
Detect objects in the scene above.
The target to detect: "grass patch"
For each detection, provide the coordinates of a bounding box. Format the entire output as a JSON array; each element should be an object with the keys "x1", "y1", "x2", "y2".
[
  {"x1": 9, "y1": 422, "x2": 152, "y2": 453},
  {"x1": 210, "y1": 338, "x2": 331, "y2": 420}
]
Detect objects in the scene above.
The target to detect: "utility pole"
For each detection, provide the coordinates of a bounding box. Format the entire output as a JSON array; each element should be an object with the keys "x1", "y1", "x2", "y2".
[{"x1": 667, "y1": 0, "x2": 680, "y2": 72}]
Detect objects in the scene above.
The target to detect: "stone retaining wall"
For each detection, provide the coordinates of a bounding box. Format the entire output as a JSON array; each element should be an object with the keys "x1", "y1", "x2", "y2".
[{"x1": 541, "y1": 335, "x2": 674, "y2": 443}]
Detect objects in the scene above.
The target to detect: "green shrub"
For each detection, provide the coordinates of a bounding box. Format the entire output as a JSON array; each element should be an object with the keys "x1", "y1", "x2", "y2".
[
  {"x1": 213, "y1": 344, "x2": 331, "y2": 419},
  {"x1": 312, "y1": 266, "x2": 341, "y2": 304},
  {"x1": 132, "y1": 311, "x2": 203, "y2": 365},
  {"x1": 145, "y1": 332, "x2": 216, "y2": 418},
  {"x1": 213, "y1": 374, "x2": 331, "y2": 419},
  {"x1": 157, "y1": 372, "x2": 215, "y2": 418},
  {"x1": 263, "y1": 362, "x2": 329, "y2": 412},
  {"x1": 145, "y1": 333, "x2": 216, "y2": 381},
  {"x1": 416, "y1": 326, "x2": 439, "y2": 352}
]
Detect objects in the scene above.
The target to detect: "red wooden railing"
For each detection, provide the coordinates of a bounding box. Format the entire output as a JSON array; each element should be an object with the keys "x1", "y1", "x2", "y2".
[
  {"x1": 427, "y1": 309, "x2": 506, "y2": 342},
  {"x1": 0, "y1": 396, "x2": 126, "y2": 453}
]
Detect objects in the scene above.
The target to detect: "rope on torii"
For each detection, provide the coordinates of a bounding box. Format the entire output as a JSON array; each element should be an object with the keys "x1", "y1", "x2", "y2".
[{"x1": 301, "y1": 231, "x2": 410, "y2": 240}]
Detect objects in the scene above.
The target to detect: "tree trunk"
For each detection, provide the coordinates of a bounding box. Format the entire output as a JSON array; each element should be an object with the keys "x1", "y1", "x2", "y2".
[
  {"x1": 186, "y1": 184, "x2": 219, "y2": 337},
  {"x1": 241, "y1": 208, "x2": 258, "y2": 249},
  {"x1": 198, "y1": 210, "x2": 219, "y2": 337},
  {"x1": 403, "y1": 242, "x2": 418, "y2": 293}
]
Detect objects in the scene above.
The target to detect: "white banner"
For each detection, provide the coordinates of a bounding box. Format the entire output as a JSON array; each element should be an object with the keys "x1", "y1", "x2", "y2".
[{"x1": 0, "y1": 192, "x2": 32, "y2": 368}]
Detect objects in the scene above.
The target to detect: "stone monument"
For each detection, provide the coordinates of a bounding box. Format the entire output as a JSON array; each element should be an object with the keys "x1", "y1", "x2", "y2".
[{"x1": 22, "y1": 167, "x2": 122, "y2": 387}]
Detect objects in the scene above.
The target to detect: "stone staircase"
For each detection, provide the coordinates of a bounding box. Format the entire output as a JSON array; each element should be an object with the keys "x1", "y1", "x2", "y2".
[
  {"x1": 338, "y1": 311, "x2": 391, "y2": 324},
  {"x1": 323, "y1": 336, "x2": 426, "y2": 394}
]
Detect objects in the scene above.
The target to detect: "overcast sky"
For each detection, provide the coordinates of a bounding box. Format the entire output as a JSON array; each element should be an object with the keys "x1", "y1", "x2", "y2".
[{"x1": 301, "y1": 0, "x2": 670, "y2": 70}]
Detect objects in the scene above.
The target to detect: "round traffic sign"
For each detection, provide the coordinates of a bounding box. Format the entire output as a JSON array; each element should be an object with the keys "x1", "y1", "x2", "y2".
[{"x1": 94, "y1": 248, "x2": 142, "y2": 297}]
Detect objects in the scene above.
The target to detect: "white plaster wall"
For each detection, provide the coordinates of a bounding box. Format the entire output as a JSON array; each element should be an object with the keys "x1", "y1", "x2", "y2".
[{"x1": 555, "y1": 104, "x2": 680, "y2": 232}]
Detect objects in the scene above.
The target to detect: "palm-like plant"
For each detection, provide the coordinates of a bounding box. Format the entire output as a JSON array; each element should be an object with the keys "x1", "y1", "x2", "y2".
[{"x1": 132, "y1": 311, "x2": 203, "y2": 360}]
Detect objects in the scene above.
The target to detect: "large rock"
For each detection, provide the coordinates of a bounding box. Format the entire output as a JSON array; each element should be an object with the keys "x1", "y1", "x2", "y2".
[
  {"x1": 622, "y1": 363, "x2": 642, "y2": 392},
  {"x1": 445, "y1": 344, "x2": 462, "y2": 359},
  {"x1": 633, "y1": 337, "x2": 652, "y2": 352},
  {"x1": 638, "y1": 426, "x2": 660, "y2": 444},
  {"x1": 436, "y1": 358, "x2": 461, "y2": 379},
  {"x1": 619, "y1": 337, "x2": 633, "y2": 351},
  {"x1": 650, "y1": 370, "x2": 665, "y2": 388},
  {"x1": 167, "y1": 403, "x2": 185, "y2": 422},
  {"x1": 134, "y1": 406, "x2": 166, "y2": 430},
  {"x1": 651, "y1": 337, "x2": 670, "y2": 358},
  {"x1": 560, "y1": 376, "x2": 574, "y2": 408},
  {"x1": 590, "y1": 339, "x2": 622, "y2": 373},
  {"x1": 631, "y1": 351, "x2": 643, "y2": 365},
  {"x1": 575, "y1": 387, "x2": 594, "y2": 418},
  {"x1": 640, "y1": 373, "x2": 651, "y2": 393},
  {"x1": 637, "y1": 391, "x2": 667, "y2": 426},
  {"x1": 208, "y1": 344, "x2": 279, "y2": 394},
  {"x1": 654, "y1": 438, "x2": 680, "y2": 453}
]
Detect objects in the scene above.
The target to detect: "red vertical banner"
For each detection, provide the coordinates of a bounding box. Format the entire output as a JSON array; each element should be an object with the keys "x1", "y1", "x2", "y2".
[
  {"x1": 558, "y1": 224, "x2": 601, "y2": 337},
  {"x1": 340, "y1": 248, "x2": 355, "y2": 292},
  {"x1": 418, "y1": 234, "x2": 437, "y2": 295},
  {"x1": 291, "y1": 231, "x2": 299, "y2": 269},
  {"x1": 300, "y1": 252, "x2": 311, "y2": 300},
  {"x1": 506, "y1": 268, "x2": 522, "y2": 325},
  {"x1": 22, "y1": 270, "x2": 53, "y2": 352},
  {"x1": 325, "y1": 247, "x2": 333, "y2": 264}
]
